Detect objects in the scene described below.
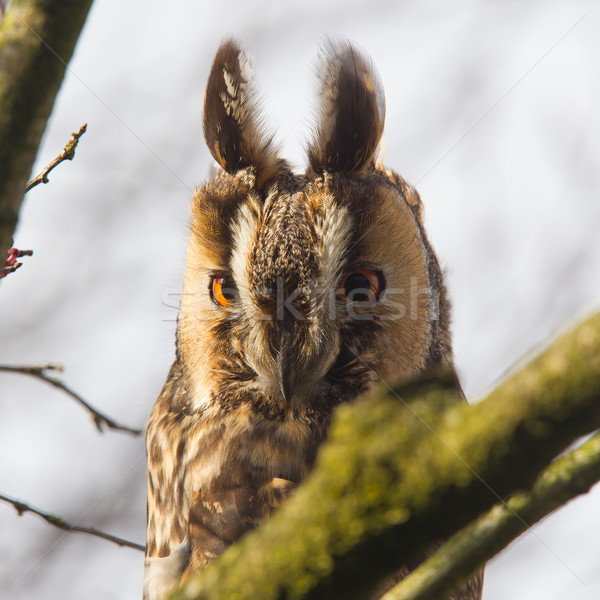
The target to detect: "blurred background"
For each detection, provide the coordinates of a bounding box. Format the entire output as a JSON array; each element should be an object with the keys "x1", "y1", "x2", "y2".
[{"x1": 1, "y1": 0, "x2": 599, "y2": 598}]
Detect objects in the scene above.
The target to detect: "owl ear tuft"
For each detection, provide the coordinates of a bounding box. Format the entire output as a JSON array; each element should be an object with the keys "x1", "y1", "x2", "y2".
[
  {"x1": 203, "y1": 39, "x2": 281, "y2": 186},
  {"x1": 307, "y1": 38, "x2": 386, "y2": 175}
]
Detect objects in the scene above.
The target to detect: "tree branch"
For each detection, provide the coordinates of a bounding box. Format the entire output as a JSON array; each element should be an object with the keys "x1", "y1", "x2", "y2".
[
  {"x1": 0, "y1": 363, "x2": 142, "y2": 435},
  {"x1": 381, "y1": 431, "x2": 600, "y2": 600},
  {"x1": 0, "y1": 492, "x2": 145, "y2": 551},
  {"x1": 0, "y1": 0, "x2": 94, "y2": 256},
  {"x1": 172, "y1": 312, "x2": 600, "y2": 600},
  {"x1": 25, "y1": 123, "x2": 87, "y2": 192}
]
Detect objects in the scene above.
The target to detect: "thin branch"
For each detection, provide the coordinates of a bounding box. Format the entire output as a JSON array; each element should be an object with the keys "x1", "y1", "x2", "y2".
[
  {"x1": 381, "y1": 431, "x2": 600, "y2": 600},
  {"x1": 25, "y1": 123, "x2": 87, "y2": 192},
  {"x1": 0, "y1": 492, "x2": 145, "y2": 551},
  {"x1": 0, "y1": 363, "x2": 142, "y2": 435}
]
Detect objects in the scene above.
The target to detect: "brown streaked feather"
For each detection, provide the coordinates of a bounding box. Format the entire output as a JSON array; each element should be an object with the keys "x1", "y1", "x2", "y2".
[
  {"x1": 182, "y1": 478, "x2": 295, "y2": 581},
  {"x1": 188, "y1": 168, "x2": 258, "y2": 268},
  {"x1": 308, "y1": 37, "x2": 386, "y2": 175},
  {"x1": 203, "y1": 39, "x2": 287, "y2": 187}
]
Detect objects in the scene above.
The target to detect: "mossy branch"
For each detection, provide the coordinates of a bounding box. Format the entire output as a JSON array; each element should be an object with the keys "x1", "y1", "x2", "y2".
[
  {"x1": 0, "y1": 0, "x2": 94, "y2": 256},
  {"x1": 381, "y1": 430, "x2": 600, "y2": 600},
  {"x1": 171, "y1": 312, "x2": 600, "y2": 600}
]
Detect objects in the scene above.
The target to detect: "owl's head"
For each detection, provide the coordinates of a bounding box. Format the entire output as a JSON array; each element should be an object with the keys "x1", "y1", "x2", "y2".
[{"x1": 177, "y1": 39, "x2": 451, "y2": 415}]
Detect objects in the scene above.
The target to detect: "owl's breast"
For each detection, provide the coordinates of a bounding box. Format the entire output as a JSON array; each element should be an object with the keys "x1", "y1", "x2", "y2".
[
  {"x1": 185, "y1": 401, "x2": 327, "y2": 495},
  {"x1": 146, "y1": 363, "x2": 330, "y2": 557}
]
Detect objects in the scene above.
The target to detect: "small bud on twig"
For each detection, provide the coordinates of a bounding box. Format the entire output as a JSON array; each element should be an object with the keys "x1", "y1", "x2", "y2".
[
  {"x1": 1, "y1": 247, "x2": 33, "y2": 279},
  {"x1": 25, "y1": 124, "x2": 87, "y2": 192}
]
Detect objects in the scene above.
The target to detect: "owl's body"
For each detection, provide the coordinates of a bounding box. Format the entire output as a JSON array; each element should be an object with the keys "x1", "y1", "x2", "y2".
[{"x1": 144, "y1": 39, "x2": 482, "y2": 599}]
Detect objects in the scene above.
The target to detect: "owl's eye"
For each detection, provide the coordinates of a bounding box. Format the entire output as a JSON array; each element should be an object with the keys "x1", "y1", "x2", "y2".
[
  {"x1": 337, "y1": 270, "x2": 384, "y2": 303},
  {"x1": 210, "y1": 275, "x2": 237, "y2": 307}
]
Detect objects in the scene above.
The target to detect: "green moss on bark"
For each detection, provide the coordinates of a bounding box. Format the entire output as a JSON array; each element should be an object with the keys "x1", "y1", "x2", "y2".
[{"x1": 382, "y1": 431, "x2": 600, "y2": 600}]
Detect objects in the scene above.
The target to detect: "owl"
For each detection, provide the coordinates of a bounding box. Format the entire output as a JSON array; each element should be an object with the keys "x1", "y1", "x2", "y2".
[{"x1": 144, "y1": 38, "x2": 483, "y2": 600}]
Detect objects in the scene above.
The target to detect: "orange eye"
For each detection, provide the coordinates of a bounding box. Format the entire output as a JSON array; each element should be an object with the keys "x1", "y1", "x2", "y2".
[
  {"x1": 337, "y1": 270, "x2": 384, "y2": 302},
  {"x1": 211, "y1": 275, "x2": 237, "y2": 307}
]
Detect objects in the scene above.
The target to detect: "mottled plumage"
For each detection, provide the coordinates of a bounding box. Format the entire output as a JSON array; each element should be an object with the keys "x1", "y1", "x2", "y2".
[{"x1": 144, "y1": 38, "x2": 483, "y2": 600}]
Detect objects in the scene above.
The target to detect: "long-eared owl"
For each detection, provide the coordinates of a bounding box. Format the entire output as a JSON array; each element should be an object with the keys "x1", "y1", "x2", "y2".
[{"x1": 144, "y1": 38, "x2": 483, "y2": 600}]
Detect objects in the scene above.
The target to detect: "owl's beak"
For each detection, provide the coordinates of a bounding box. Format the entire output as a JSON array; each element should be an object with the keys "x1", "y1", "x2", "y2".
[{"x1": 275, "y1": 321, "x2": 297, "y2": 403}]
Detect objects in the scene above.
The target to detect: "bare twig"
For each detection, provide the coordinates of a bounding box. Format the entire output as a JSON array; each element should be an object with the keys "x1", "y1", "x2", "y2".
[
  {"x1": 0, "y1": 363, "x2": 142, "y2": 435},
  {"x1": 0, "y1": 492, "x2": 145, "y2": 551},
  {"x1": 25, "y1": 123, "x2": 87, "y2": 192},
  {"x1": 0, "y1": 0, "x2": 94, "y2": 256}
]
